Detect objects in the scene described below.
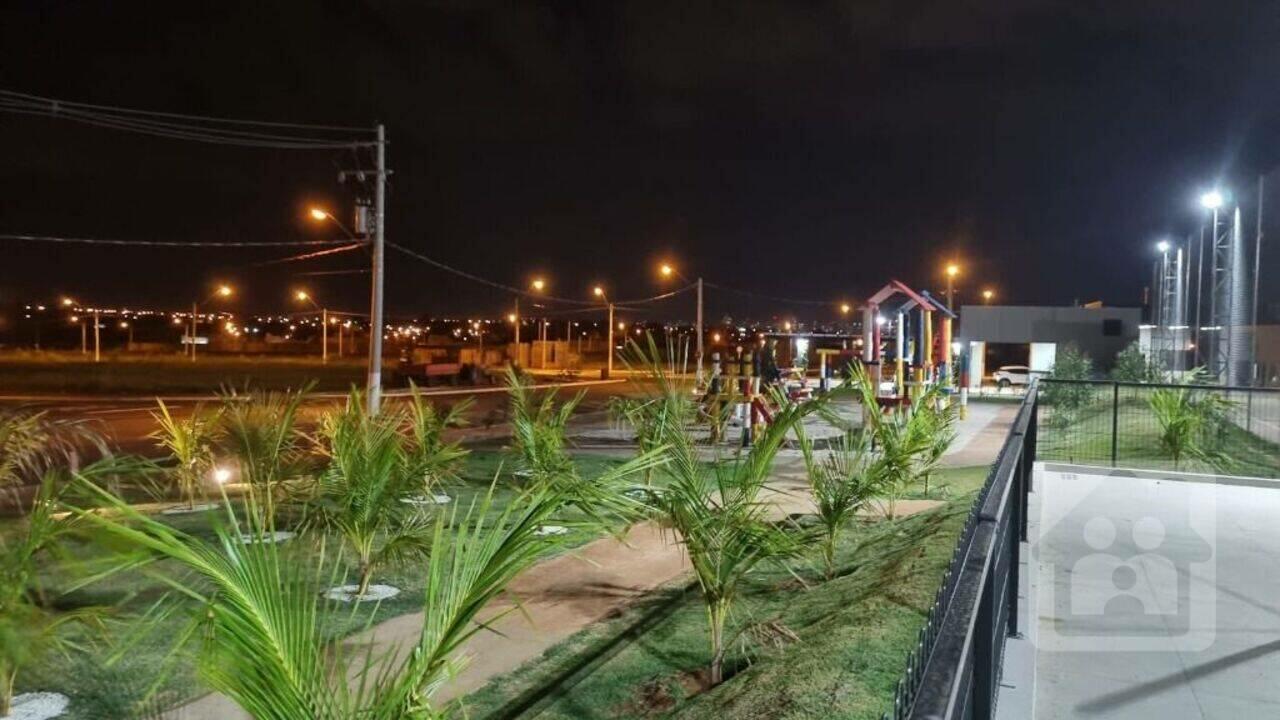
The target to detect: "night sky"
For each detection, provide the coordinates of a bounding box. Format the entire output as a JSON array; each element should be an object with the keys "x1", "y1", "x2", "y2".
[{"x1": 3, "y1": 2, "x2": 1279, "y2": 322}]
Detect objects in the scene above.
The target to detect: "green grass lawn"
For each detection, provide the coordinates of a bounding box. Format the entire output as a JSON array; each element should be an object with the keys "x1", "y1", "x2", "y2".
[
  {"x1": 0, "y1": 351, "x2": 390, "y2": 394},
  {"x1": 459, "y1": 465, "x2": 989, "y2": 720},
  {"x1": 1037, "y1": 399, "x2": 1280, "y2": 478},
  {"x1": 8, "y1": 449, "x2": 633, "y2": 719}
]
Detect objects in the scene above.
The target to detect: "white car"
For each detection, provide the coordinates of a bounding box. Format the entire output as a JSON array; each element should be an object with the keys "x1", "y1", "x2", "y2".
[{"x1": 992, "y1": 365, "x2": 1031, "y2": 389}]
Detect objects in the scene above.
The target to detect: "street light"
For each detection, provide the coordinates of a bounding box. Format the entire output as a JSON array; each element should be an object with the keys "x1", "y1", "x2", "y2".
[
  {"x1": 61, "y1": 297, "x2": 75, "y2": 308},
  {"x1": 529, "y1": 278, "x2": 548, "y2": 368},
  {"x1": 593, "y1": 286, "x2": 616, "y2": 377},
  {"x1": 982, "y1": 289, "x2": 994, "y2": 304},
  {"x1": 1156, "y1": 240, "x2": 1171, "y2": 253},
  {"x1": 307, "y1": 206, "x2": 358, "y2": 240},
  {"x1": 945, "y1": 263, "x2": 960, "y2": 311},
  {"x1": 190, "y1": 284, "x2": 233, "y2": 361},
  {"x1": 293, "y1": 289, "x2": 329, "y2": 363},
  {"x1": 657, "y1": 261, "x2": 705, "y2": 386},
  {"x1": 1199, "y1": 191, "x2": 1224, "y2": 210},
  {"x1": 840, "y1": 302, "x2": 851, "y2": 315}
]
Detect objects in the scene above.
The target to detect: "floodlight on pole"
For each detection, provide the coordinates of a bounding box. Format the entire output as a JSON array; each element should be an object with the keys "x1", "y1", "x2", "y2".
[
  {"x1": 1156, "y1": 240, "x2": 1171, "y2": 253},
  {"x1": 1200, "y1": 191, "x2": 1224, "y2": 210}
]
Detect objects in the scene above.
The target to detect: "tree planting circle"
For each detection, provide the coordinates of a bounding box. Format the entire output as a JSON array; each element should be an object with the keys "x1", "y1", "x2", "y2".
[
  {"x1": 324, "y1": 584, "x2": 401, "y2": 603},
  {"x1": 159, "y1": 503, "x2": 220, "y2": 515},
  {"x1": 400, "y1": 494, "x2": 452, "y2": 506},
  {"x1": 237, "y1": 531, "x2": 295, "y2": 545},
  {"x1": 4, "y1": 692, "x2": 70, "y2": 720}
]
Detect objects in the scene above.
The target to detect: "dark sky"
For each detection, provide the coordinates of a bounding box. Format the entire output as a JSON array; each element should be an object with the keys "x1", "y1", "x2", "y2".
[{"x1": 3, "y1": 1, "x2": 1279, "y2": 322}]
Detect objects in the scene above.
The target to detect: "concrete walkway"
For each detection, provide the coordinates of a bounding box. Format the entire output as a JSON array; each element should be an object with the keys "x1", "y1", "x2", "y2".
[
  {"x1": 167, "y1": 399, "x2": 1014, "y2": 719},
  {"x1": 1031, "y1": 466, "x2": 1280, "y2": 718}
]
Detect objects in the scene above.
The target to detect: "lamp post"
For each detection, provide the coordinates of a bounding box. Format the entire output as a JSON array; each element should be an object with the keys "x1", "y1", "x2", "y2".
[
  {"x1": 945, "y1": 263, "x2": 959, "y2": 311},
  {"x1": 294, "y1": 290, "x2": 328, "y2": 363},
  {"x1": 660, "y1": 262, "x2": 703, "y2": 385},
  {"x1": 531, "y1": 278, "x2": 547, "y2": 369},
  {"x1": 595, "y1": 286, "x2": 613, "y2": 377},
  {"x1": 190, "y1": 285, "x2": 233, "y2": 362},
  {"x1": 1199, "y1": 190, "x2": 1225, "y2": 374}
]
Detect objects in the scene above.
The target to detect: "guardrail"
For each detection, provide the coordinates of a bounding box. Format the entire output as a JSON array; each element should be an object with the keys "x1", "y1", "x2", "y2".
[{"x1": 883, "y1": 381, "x2": 1037, "y2": 720}]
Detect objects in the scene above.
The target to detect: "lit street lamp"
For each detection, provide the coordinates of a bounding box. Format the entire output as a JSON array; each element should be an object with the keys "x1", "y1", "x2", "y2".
[
  {"x1": 530, "y1": 278, "x2": 547, "y2": 368},
  {"x1": 658, "y1": 262, "x2": 705, "y2": 386},
  {"x1": 190, "y1": 284, "x2": 233, "y2": 362},
  {"x1": 982, "y1": 289, "x2": 994, "y2": 304},
  {"x1": 945, "y1": 263, "x2": 960, "y2": 311},
  {"x1": 595, "y1": 286, "x2": 615, "y2": 377},
  {"x1": 294, "y1": 290, "x2": 329, "y2": 363}
]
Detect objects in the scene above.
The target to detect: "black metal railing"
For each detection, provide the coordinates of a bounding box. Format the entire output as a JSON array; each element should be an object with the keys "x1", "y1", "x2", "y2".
[
  {"x1": 1036, "y1": 379, "x2": 1280, "y2": 478},
  {"x1": 883, "y1": 382, "x2": 1037, "y2": 720}
]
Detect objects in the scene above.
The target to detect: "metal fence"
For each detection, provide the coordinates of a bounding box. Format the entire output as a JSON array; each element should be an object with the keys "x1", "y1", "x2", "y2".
[
  {"x1": 883, "y1": 382, "x2": 1037, "y2": 720},
  {"x1": 1036, "y1": 379, "x2": 1280, "y2": 478}
]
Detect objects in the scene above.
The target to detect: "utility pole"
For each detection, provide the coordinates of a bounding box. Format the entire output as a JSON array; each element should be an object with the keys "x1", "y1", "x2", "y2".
[
  {"x1": 80, "y1": 319, "x2": 87, "y2": 354},
  {"x1": 190, "y1": 302, "x2": 198, "y2": 361},
  {"x1": 1252, "y1": 175, "x2": 1265, "y2": 384},
  {"x1": 607, "y1": 303, "x2": 615, "y2": 377},
  {"x1": 321, "y1": 308, "x2": 328, "y2": 363},
  {"x1": 367, "y1": 123, "x2": 387, "y2": 415},
  {"x1": 696, "y1": 277, "x2": 704, "y2": 387},
  {"x1": 93, "y1": 309, "x2": 100, "y2": 363},
  {"x1": 513, "y1": 297, "x2": 520, "y2": 348},
  {"x1": 338, "y1": 321, "x2": 344, "y2": 357}
]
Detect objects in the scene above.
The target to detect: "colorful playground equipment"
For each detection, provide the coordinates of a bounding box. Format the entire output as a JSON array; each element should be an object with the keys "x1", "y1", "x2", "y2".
[{"x1": 861, "y1": 280, "x2": 957, "y2": 400}]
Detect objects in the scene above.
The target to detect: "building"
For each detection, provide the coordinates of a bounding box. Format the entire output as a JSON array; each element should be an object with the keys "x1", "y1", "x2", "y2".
[{"x1": 957, "y1": 305, "x2": 1141, "y2": 387}]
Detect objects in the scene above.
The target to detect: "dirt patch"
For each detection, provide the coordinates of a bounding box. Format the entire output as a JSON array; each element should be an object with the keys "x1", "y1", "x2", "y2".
[{"x1": 616, "y1": 669, "x2": 715, "y2": 718}]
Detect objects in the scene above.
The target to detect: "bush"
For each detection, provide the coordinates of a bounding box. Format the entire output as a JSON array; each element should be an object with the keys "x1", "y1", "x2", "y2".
[{"x1": 1111, "y1": 341, "x2": 1158, "y2": 383}]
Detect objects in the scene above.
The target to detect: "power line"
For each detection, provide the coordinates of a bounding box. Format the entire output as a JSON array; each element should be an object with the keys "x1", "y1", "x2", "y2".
[
  {"x1": 0, "y1": 89, "x2": 373, "y2": 133},
  {"x1": 0, "y1": 93, "x2": 374, "y2": 149},
  {"x1": 253, "y1": 243, "x2": 365, "y2": 267},
  {"x1": 385, "y1": 240, "x2": 695, "y2": 306},
  {"x1": 702, "y1": 280, "x2": 842, "y2": 307},
  {"x1": 1, "y1": 234, "x2": 353, "y2": 248}
]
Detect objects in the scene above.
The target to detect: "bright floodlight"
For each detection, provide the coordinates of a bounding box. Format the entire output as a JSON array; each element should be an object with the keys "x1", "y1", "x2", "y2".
[
  {"x1": 1200, "y1": 191, "x2": 1224, "y2": 210},
  {"x1": 531, "y1": 278, "x2": 545, "y2": 291},
  {"x1": 296, "y1": 290, "x2": 309, "y2": 301},
  {"x1": 946, "y1": 264, "x2": 959, "y2": 278},
  {"x1": 1156, "y1": 240, "x2": 1171, "y2": 253},
  {"x1": 660, "y1": 264, "x2": 674, "y2": 277},
  {"x1": 593, "y1": 286, "x2": 605, "y2": 297},
  {"x1": 217, "y1": 285, "x2": 233, "y2": 297},
  {"x1": 212, "y1": 467, "x2": 232, "y2": 484},
  {"x1": 309, "y1": 207, "x2": 328, "y2": 221}
]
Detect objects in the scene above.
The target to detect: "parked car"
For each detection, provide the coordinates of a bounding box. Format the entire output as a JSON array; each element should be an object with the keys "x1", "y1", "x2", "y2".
[{"x1": 991, "y1": 365, "x2": 1032, "y2": 389}]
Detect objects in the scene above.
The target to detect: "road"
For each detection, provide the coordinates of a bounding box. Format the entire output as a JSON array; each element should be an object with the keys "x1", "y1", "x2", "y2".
[{"x1": 0, "y1": 378, "x2": 641, "y2": 456}]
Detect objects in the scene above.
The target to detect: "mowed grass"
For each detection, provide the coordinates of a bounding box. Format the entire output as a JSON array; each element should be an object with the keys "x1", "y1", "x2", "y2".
[
  {"x1": 0, "y1": 351, "x2": 389, "y2": 394},
  {"x1": 8, "y1": 449, "x2": 633, "y2": 719},
  {"x1": 1037, "y1": 399, "x2": 1280, "y2": 478},
  {"x1": 461, "y1": 465, "x2": 990, "y2": 720}
]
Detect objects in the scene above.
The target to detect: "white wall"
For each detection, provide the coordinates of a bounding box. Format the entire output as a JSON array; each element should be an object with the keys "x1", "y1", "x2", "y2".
[
  {"x1": 968, "y1": 340, "x2": 986, "y2": 389},
  {"x1": 1030, "y1": 342, "x2": 1057, "y2": 373}
]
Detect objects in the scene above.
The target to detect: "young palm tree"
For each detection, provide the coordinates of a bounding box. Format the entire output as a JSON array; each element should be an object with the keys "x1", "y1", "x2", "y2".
[
  {"x1": 74, "y1": 476, "x2": 585, "y2": 719},
  {"x1": 0, "y1": 409, "x2": 104, "y2": 494},
  {"x1": 216, "y1": 385, "x2": 310, "y2": 531},
  {"x1": 149, "y1": 399, "x2": 220, "y2": 510},
  {"x1": 402, "y1": 382, "x2": 471, "y2": 492},
  {"x1": 71, "y1": 374, "x2": 665, "y2": 719},
  {"x1": 1149, "y1": 386, "x2": 1233, "y2": 469},
  {"x1": 306, "y1": 392, "x2": 434, "y2": 598},
  {"x1": 0, "y1": 471, "x2": 110, "y2": 712},
  {"x1": 627, "y1": 336, "x2": 820, "y2": 685},
  {"x1": 909, "y1": 389, "x2": 958, "y2": 498},
  {"x1": 795, "y1": 427, "x2": 882, "y2": 579}
]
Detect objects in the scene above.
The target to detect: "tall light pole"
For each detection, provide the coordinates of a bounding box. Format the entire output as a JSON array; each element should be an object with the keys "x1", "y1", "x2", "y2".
[
  {"x1": 191, "y1": 285, "x2": 232, "y2": 362},
  {"x1": 295, "y1": 290, "x2": 327, "y2": 363},
  {"x1": 945, "y1": 263, "x2": 959, "y2": 311},
  {"x1": 660, "y1": 262, "x2": 703, "y2": 384},
  {"x1": 1200, "y1": 190, "x2": 1225, "y2": 377},
  {"x1": 531, "y1": 278, "x2": 547, "y2": 369},
  {"x1": 595, "y1": 286, "x2": 613, "y2": 377},
  {"x1": 93, "y1": 309, "x2": 100, "y2": 363}
]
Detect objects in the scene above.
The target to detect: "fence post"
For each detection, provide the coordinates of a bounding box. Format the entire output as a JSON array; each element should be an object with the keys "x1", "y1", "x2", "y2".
[{"x1": 1110, "y1": 382, "x2": 1119, "y2": 467}]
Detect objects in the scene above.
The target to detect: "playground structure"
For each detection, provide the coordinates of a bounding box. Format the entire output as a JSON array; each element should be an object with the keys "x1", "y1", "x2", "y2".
[
  {"x1": 860, "y1": 280, "x2": 957, "y2": 401},
  {"x1": 695, "y1": 280, "x2": 960, "y2": 445}
]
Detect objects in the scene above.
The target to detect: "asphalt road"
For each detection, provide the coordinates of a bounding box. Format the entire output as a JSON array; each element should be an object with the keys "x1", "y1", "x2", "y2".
[{"x1": 0, "y1": 378, "x2": 641, "y2": 456}]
